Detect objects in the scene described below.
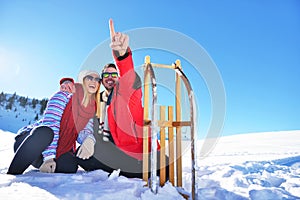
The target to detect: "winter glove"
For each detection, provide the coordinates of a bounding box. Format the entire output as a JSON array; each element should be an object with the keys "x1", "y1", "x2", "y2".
[
  {"x1": 109, "y1": 19, "x2": 129, "y2": 57},
  {"x1": 39, "y1": 158, "x2": 56, "y2": 173},
  {"x1": 76, "y1": 137, "x2": 95, "y2": 160},
  {"x1": 60, "y1": 81, "x2": 75, "y2": 93}
]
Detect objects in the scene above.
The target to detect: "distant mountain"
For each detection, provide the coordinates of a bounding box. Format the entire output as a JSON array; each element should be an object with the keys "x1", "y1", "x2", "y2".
[{"x1": 0, "y1": 92, "x2": 48, "y2": 133}]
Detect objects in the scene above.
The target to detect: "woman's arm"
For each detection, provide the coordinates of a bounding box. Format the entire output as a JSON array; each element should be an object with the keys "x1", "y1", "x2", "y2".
[{"x1": 41, "y1": 91, "x2": 70, "y2": 160}]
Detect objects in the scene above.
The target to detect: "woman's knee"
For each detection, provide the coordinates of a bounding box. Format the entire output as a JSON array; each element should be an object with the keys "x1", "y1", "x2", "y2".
[
  {"x1": 14, "y1": 131, "x2": 30, "y2": 152},
  {"x1": 32, "y1": 126, "x2": 54, "y2": 138}
]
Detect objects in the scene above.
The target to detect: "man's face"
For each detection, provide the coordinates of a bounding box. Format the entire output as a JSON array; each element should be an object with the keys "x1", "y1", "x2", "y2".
[{"x1": 101, "y1": 67, "x2": 119, "y2": 91}]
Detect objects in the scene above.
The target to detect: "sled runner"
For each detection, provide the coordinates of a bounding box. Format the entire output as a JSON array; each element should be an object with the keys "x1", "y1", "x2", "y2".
[{"x1": 142, "y1": 56, "x2": 197, "y2": 199}]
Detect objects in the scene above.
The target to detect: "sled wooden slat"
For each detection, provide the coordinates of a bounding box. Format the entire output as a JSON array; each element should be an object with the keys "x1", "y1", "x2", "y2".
[
  {"x1": 159, "y1": 106, "x2": 166, "y2": 186},
  {"x1": 175, "y1": 69, "x2": 183, "y2": 187},
  {"x1": 157, "y1": 121, "x2": 191, "y2": 127},
  {"x1": 176, "y1": 127, "x2": 182, "y2": 186},
  {"x1": 168, "y1": 106, "x2": 175, "y2": 186},
  {"x1": 142, "y1": 127, "x2": 149, "y2": 184}
]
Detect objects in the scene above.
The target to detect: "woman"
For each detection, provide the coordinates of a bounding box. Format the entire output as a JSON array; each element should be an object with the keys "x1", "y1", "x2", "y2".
[{"x1": 7, "y1": 70, "x2": 100, "y2": 175}]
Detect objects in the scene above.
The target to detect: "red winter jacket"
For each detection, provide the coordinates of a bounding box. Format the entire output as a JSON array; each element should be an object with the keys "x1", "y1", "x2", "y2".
[{"x1": 107, "y1": 48, "x2": 148, "y2": 160}]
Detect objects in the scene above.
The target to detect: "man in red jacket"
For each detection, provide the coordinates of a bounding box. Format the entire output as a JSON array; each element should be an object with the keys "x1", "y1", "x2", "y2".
[{"x1": 78, "y1": 19, "x2": 167, "y2": 179}]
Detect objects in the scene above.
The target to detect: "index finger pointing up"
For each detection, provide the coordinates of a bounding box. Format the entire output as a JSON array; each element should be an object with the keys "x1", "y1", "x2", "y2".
[{"x1": 109, "y1": 18, "x2": 115, "y2": 40}]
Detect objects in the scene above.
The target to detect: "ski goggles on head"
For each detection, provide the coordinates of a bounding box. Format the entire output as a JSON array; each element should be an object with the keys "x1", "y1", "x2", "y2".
[
  {"x1": 84, "y1": 75, "x2": 101, "y2": 82},
  {"x1": 101, "y1": 72, "x2": 119, "y2": 78}
]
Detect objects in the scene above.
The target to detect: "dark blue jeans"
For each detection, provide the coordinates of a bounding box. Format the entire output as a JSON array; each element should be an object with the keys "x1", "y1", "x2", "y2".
[{"x1": 8, "y1": 126, "x2": 78, "y2": 175}]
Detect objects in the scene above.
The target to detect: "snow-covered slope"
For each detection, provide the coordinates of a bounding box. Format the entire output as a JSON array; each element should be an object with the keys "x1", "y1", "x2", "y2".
[
  {"x1": 0, "y1": 93, "x2": 46, "y2": 133},
  {"x1": 1, "y1": 129, "x2": 300, "y2": 200}
]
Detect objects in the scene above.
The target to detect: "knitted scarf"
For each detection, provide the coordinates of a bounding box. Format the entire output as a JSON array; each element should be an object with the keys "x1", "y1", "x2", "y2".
[{"x1": 56, "y1": 83, "x2": 96, "y2": 158}]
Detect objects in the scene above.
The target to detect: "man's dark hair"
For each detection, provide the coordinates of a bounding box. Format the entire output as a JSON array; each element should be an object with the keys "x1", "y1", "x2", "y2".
[{"x1": 101, "y1": 63, "x2": 117, "y2": 74}]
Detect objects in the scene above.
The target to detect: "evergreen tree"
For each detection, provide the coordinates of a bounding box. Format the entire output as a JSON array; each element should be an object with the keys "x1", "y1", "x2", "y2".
[
  {"x1": 19, "y1": 96, "x2": 27, "y2": 108},
  {"x1": 32, "y1": 98, "x2": 38, "y2": 109},
  {"x1": 34, "y1": 113, "x2": 39, "y2": 121},
  {"x1": 0, "y1": 92, "x2": 6, "y2": 102},
  {"x1": 7, "y1": 95, "x2": 15, "y2": 104},
  {"x1": 12, "y1": 92, "x2": 16, "y2": 98},
  {"x1": 6, "y1": 94, "x2": 16, "y2": 110},
  {"x1": 5, "y1": 103, "x2": 12, "y2": 110},
  {"x1": 40, "y1": 98, "x2": 48, "y2": 114}
]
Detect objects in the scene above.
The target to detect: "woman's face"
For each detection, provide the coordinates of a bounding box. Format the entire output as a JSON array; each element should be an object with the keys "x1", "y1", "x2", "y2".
[{"x1": 83, "y1": 73, "x2": 101, "y2": 94}]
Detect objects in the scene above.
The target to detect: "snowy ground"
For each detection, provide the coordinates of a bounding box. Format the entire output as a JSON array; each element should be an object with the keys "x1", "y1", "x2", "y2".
[{"x1": 1, "y1": 129, "x2": 300, "y2": 200}]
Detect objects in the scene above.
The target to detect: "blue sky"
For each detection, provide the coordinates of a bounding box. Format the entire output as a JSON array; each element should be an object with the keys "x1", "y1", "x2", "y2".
[{"x1": 0, "y1": 0, "x2": 299, "y2": 137}]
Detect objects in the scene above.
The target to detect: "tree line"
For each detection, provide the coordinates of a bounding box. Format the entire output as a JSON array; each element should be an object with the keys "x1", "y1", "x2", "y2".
[{"x1": 0, "y1": 92, "x2": 48, "y2": 116}]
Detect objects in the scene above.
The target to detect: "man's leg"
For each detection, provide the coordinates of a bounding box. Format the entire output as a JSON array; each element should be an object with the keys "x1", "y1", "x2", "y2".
[
  {"x1": 78, "y1": 133, "x2": 142, "y2": 178},
  {"x1": 55, "y1": 152, "x2": 78, "y2": 173}
]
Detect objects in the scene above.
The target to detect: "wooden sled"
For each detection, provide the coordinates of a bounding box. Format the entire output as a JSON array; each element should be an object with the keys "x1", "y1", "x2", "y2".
[{"x1": 142, "y1": 56, "x2": 197, "y2": 199}]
